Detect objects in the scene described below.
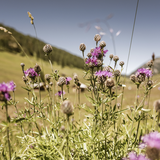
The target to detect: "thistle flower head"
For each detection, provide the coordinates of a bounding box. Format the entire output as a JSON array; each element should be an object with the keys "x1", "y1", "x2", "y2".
[
  {"x1": 61, "y1": 100, "x2": 74, "y2": 116},
  {"x1": 99, "y1": 41, "x2": 106, "y2": 48},
  {"x1": 109, "y1": 54, "x2": 114, "y2": 60},
  {"x1": 119, "y1": 61, "x2": 124, "y2": 67},
  {"x1": 141, "y1": 131, "x2": 160, "y2": 149},
  {"x1": 136, "y1": 68, "x2": 152, "y2": 78},
  {"x1": 114, "y1": 70, "x2": 121, "y2": 77},
  {"x1": 34, "y1": 64, "x2": 41, "y2": 73},
  {"x1": 87, "y1": 52, "x2": 92, "y2": 58},
  {"x1": 94, "y1": 34, "x2": 101, "y2": 42},
  {"x1": 113, "y1": 55, "x2": 119, "y2": 62},
  {"x1": 45, "y1": 74, "x2": 51, "y2": 82},
  {"x1": 79, "y1": 43, "x2": 86, "y2": 51},
  {"x1": 0, "y1": 81, "x2": 16, "y2": 101},
  {"x1": 43, "y1": 44, "x2": 53, "y2": 55},
  {"x1": 105, "y1": 78, "x2": 114, "y2": 88},
  {"x1": 95, "y1": 70, "x2": 113, "y2": 78},
  {"x1": 130, "y1": 74, "x2": 136, "y2": 83},
  {"x1": 66, "y1": 77, "x2": 72, "y2": 85},
  {"x1": 57, "y1": 77, "x2": 66, "y2": 86},
  {"x1": 24, "y1": 68, "x2": 38, "y2": 79}
]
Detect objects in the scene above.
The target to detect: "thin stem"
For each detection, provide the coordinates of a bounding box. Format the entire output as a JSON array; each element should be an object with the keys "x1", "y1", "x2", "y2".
[
  {"x1": 5, "y1": 101, "x2": 11, "y2": 160},
  {"x1": 66, "y1": 116, "x2": 70, "y2": 160}
]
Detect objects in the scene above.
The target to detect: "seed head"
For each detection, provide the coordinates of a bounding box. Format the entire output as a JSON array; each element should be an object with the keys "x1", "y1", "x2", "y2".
[
  {"x1": 119, "y1": 61, "x2": 124, "y2": 67},
  {"x1": 79, "y1": 43, "x2": 86, "y2": 51},
  {"x1": 105, "y1": 78, "x2": 115, "y2": 88},
  {"x1": 57, "y1": 77, "x2": 66, "y2": 86},
  {"x1": 94, "y1": 34, "x2": 101, "y2": 42},
  {"x1": 154, "y1": 100, "x2": 160, "y2": 112},
  {"x1": 87, "y1": 52, "x2": 92, "y2": 58},
  {"x1": 61, "y1": 100, "x2": 74, "y2": 116},
  {"x1": 34, "y1": 64, "x2": 41, "y2": 73},
  {"x1": 43, "y1": 44, "x2": 53, "y2": 54},
  {"x1": 114, "y1": 70, "x2": 121, "y2": 77},
  {"x1": 99, "y1": 41, "x2": 106, "y2": 48},
  {"x1": 113, "y1": 55, "x2": 119, "y2": 62}
]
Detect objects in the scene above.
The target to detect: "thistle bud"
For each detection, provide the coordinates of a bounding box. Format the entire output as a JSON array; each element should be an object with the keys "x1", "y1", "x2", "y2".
[
  {"x1": 45, "y1": 74, "x2": 51, "y2": 82},
  {"x1": 34, "y1": 64, "x2": 41, "y2": 73},
  {"x1": 109, "y1": 54, "x2": 114, "y2": 60},
  {"x1": 114, "y1": 70, "x2": 121, "y2": 77},
  {"x1": 119, "y1": 61, "x2": 124, "y2": 67},
  {"x1": 43, "y1": 44, "x2": 53, "y2": 55},
  {"x1": 79, "y1": 43, "x2": 86, "y2": 51},
  {"x1": 154, "y1": 100, "x2": 160, "y2": 112},
  {"x1": 113, "y1": 55, "x2": 119, "y2": 62},
  {"x1": 87, "y1": 52, "x2": 92, "y2": 58},
  {"x1": 61, "y1": 100, "x2": 74, "y2": 116},
  {"x1": 57, "y1": 77, "x2": 66, "y2": 86},
  {"x1": 94, "y1": 34, "x2": 101, "y2": 42},
  {"x1": 99, "y1": 41, "x2": 106, "y2": 48},
  {"x1": 130, "y1": 74, "x2": 136, "y2": 83},
  {"x1": 105, "y1": 78, "x2": 114, "y2": 88}
]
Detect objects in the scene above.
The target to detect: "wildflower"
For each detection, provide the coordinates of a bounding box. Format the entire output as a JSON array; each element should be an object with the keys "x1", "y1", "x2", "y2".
[
  {"x1": 79, "y1": 43, "x2": 86, "y2": 51},
  {"x1": 87, "y1": 52, "x2": 92, "y2": 58},
  {"x1": 119, "y1": 61, "x2": 125, "y2": 67},
  {"x1": 34, "y1": 64, "x2": 41, "y2": 73},
  {"x1": 105, "y1": 78, "x2": 115, "y2": 88},
  {"x1": 66, "y1": 77, "x2": 72, "y2": 85},
  {"x1": 91, "y1": 46, "x2": 108, "y2": 59},
  {"x1": 43, "y1": 44, "x2": 53, "y2": 55},
  {"x1": 61, "y1": 100, "x2": 74, "y2": 116},
  {"x1": 130, "y1": 74, "x2": 136, "y2": 83},
  {"x1": 55, "y1": 91, "x2": 66, "y2": 97},
  {"x1": 95, "y1": 70, "x2": 113, "y2": 78},
  {"x1": 123, "y1": 151, "x2": 149, "y2": 160},
  {"x1": 141, "y1": 131, "x2": 160, "y2": 149},
  {"x1": 57, "y1": 77, "x2": 66, "y2": 86},
  {"x1": 94, "y1": 34, "x2": 101, "y2": 42},
  {"x1": 109, "y1": 54, "x2": 114, "y2": 60},
  {"x1": 99, "y1": 41, "x2": 106, "y2": 48},
  {"x1": 85, "y1": 57, "x2": 98, "y2": 67},
  {"x1": 0, "y1": 81, "x2": 16, "y2": 101},
  {"x1": 114, "y1": 70, "x2": 121, "y2": 77},
  {"x1": 136, "y1": 68, "x2": 152, "y2": 78},
  {"x1": 24, "y1": 68, "x2": 38, "y2": 79},
  {"x1": 113, "y1": 55, "x2": 119, "y2": 62}
]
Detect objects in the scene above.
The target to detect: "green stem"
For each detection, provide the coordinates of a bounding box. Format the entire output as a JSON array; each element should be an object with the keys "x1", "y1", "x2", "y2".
[
  {"x1": 66, "y1": 116, "x2": 70, "y2": 160},
  {"x1": 5, "y1": 101, "x2": 11, "y2": 160}
]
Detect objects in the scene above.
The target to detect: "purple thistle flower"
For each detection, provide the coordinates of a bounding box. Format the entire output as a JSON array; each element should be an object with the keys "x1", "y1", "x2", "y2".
[
  {"x1": 85, "y1": 57, "x2": 98, "y2": 66},
  {"x1": 123, "y1": 151, "x2": 150, "y2": 160},
  {"x1": 24, "y1": 68, "x2": 38, "y2": 78},
  {"x1": 0, "y1": 81, "x2": 15, "y2": 101},
  {"x1": 55, "y1": 91, "x2": 65, "y2": 97},
  {"x1": 66, "y1": 77, "x2": 72, "y2": 85},
  {"x1": 136, "y1": 68, "x2": 152, "y2": 78},
  {"x1": 91, "y1": 47, "x2": 108, "y2": 58},
  {"x1": 141, "y1": 131, "x2": 160, "y2": 149},
  {"x1": 94, "y1": 70, "x2": 113, "y2": 78}
]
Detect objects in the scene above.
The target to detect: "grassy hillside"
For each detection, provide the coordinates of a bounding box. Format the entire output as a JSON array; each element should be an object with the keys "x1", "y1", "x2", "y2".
[{"x1": 0, "y1": 23, "x2": 84, "y2": 69}]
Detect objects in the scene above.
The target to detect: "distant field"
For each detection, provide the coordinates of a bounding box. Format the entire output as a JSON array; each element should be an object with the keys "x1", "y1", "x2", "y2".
[{"x1": 0, "y1": 51, "x2": 160, "y2": 121}]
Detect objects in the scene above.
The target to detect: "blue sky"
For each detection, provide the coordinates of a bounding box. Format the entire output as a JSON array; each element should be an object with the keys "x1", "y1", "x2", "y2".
[{"x1": 0, "y1": 0, "x2": 160, "y2": 75}]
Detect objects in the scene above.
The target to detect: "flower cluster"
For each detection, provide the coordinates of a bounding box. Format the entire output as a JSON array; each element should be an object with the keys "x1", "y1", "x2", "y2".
[
  {"x1": 0, "y1": 81, "x2": 16, "y2": 101},
  {"x1": 24, "y1": 68, "x2": 39, "y2": 79},
  {"x1": 85, "y1": 46, "x2": 108, "y2": 67}
]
